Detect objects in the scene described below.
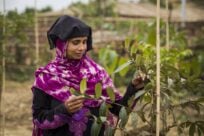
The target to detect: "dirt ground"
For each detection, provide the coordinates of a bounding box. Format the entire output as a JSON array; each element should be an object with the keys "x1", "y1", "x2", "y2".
[{"x1": 2, "y1": 80, "x2": 33, "y2": 136}]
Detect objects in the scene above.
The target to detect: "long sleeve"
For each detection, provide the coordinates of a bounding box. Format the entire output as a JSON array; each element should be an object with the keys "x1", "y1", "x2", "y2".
[
  {"x1": 32, "y1": 87, "x2": 70, "y2": 129},
  {"x1": 110, "y1": 83, "x2": 143, "y2": 115}
]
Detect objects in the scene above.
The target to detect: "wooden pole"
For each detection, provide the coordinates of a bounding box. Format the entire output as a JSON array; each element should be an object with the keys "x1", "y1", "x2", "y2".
[
  {"x1": 165, "y1": 0, "x2": 170, "y2": 132},
  {"x1": 0, "y1": 0, "x2": 6, "y2": 135},
  {"x1": 34, "y1": 0, "x2": 39, "y2": 68},
  {"x1": 181, "y1": 0, "x2": 186, "y2": 27},
  {"x1": 166, "y1": 0, "x2": 169, "y2": 50},
  {"x1": 156, "y1": 0, "x2": 161, "y2": 135},
  {"x1": 100, "y1": 0, "x2": 104, "y2": 44}
]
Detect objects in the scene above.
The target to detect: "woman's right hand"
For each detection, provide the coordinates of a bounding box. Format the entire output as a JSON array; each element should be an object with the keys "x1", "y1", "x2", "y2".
[{"x1": 64, "y1": 95, "x2": 84, "y2": 114}]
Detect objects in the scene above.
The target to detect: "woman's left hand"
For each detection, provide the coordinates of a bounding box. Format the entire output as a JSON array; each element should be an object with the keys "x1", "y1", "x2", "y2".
[{"x1": 131, "y1": 71, "x2": 146, "y2": 89}]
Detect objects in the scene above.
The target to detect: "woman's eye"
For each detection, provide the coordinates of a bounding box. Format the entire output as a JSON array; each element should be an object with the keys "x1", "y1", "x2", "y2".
[
  {"x1": 72, "y1": 40, "x2": 80, "y2": 45},
  {"x1": 83, "y1": 40, "x2": 87, "y2": 44},
  {"x1": 70, "y1": 39, "x2": 87, "y2": 45}
]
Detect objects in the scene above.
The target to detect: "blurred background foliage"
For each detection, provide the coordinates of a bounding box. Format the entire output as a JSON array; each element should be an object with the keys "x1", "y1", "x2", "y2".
[{"x1": 0, "y1": 6, "x2": 53, "y2": 81}]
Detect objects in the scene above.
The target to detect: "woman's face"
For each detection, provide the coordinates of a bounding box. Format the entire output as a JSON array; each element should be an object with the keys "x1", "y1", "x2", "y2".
[{"x1": 66, "y1": 36, "x2": 87, "y2": 60}]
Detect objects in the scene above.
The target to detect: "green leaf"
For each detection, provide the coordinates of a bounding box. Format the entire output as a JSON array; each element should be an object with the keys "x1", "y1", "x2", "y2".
[
  {"x1": 99, "y1": 102, "x2": 107, "y2": 116},
  {"x1": 83, "y1": 93, "x2": 94, "y2": 99},
  {"x1": 118, "y1": 58, "x2": 130, "y2": 77},
  {"x1": 106, "y1": 87, "x2": 115, "y2": 102},
  {"x1": 99, "y1": 116, "x2": 107, "y2": 123},
  {"x1": 135, "y1": 54, "x2": 142, "y2": 66},
  {"x1": 108, "y1": 57, "x2": 118, "y2": 74},
  {"x1": 70, "y1": 88, "x2": 75, "y2": 95},
  {"x1": 196, "y1": 122, "x2": 204, "y2": 133},
  {"x1": 192, "y1": 79, "x2": 204, "y2": 85},
  {"x1": 189, "y1": 123, "x2": 196, "y2": 136},
  {"x1": 197, "y1": 126, "x2": 202, "y2": 136},
  {"x1": 134, "y1": 90, "x2": 146, "y2": 100},
  {"x1": 197, "y1": 121, "x2": 204, "y2": 127},
  {"x1": 119, "y1": 107, "x2": 128, "y2": 128},
  {"x1": 180, "y1": 49, "x2": 193, "y2": 58},
  {"x1": 144, "y1": 82, "x2": 153, "y2": 90},
  {"x1": 99, "y1": 48, "x2": 108, "y2": 62},
  {"x1": 125, "y1": 37, "x2": 130, "y2": 50},
  {"x1": 190, "y1": 68, "x2": 201, "y2": 80},
  {"x1": 147, "y1": 27, "x2": 156, "y2": 45},
  {"x1": 143, "y1": 92, "x2": 152, "y2": 103},
  {"x1": 130, "y1": 44, "x2": 137, "y2": 56},
  {"x1": 91, "y1": 121, "x2": 102, "y2": 136},
  {"x1": 95, "y1": 83, "x2": 102, "y2": 99},
  {"x1": 114, "y1": 60, "x2": 132, "y2": 73},
  {"x1": 80, "y1": 78, "x2": 87, "y2": 94},
  {"x1": 69, "y1": 88, "x2": 80, "y2": 96},
  {"x1": 99, "y1": 48, "x2": 119, "y2": 75},
  {"x1": 105, "y1": 126, "x2": 115, "y2": 136}
]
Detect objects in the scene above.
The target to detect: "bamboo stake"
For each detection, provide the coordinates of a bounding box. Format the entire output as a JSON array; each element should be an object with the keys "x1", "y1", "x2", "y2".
[
  {"x1": 165, "y1": 0, "x2": 170, "y2": 132},
  {"x1": 156, "y1": 0, "x2": 161, "y2": 135},
  {"x1": 181, "y1": 0, "x2": 186, "y2": 27},
  {"x1": 0, "y1": 0, "x2": 6, "y2": 135},
  {"x1": 100, "y1": 0, "x2": 104, "y2": 45},
  {"x1": 166, "y1": 0, "x2": 169, "y2": 50},
  {"x1": 34, "y1": 0, "x2": 39, "y2": 68}
]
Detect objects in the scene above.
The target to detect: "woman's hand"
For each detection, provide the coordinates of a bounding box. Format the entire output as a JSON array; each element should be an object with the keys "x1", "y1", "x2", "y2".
[
  {"x1": 132, "y1": 71, "x2": 146, "y2": 90},
  {"x1": 64, "y1": 95, "x2": 84, "y2": 114}
]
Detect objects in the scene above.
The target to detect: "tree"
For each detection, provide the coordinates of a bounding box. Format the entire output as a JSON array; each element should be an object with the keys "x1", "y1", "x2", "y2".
[
  {"x1": 39, "y1": 6, "x2": 53, "y2": 13},
  {"x1": 69, "y1": 0, "x2": 115, "y2": 17}
]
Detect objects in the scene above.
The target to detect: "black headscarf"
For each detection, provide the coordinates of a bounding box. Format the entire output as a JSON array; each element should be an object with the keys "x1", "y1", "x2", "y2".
[{"x1": 47, "y1": 15, "x2": 92, "y2": 51}]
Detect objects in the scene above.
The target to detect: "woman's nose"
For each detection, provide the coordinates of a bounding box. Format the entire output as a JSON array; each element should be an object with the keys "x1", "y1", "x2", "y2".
[{"x1": 78, "y1": 43, "x2": 86, "y2": 50}]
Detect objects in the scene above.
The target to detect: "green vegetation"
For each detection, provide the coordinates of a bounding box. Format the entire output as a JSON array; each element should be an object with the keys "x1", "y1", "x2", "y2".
[
  {"x1": 70, "y1": 0, "x2": 116, "y2": 17},
  {"x1": 4, "y1": 10, "x2": 34, "y2": 81},
  {"x1": 0, "y1": 7, "x2": 54, "y2": 81},
  {"x1": 71, "y1": 20, "x2": 204, "y2": 136},
  {"x1": 120, "y1": 37, "x2": 204, "y2": 135}
]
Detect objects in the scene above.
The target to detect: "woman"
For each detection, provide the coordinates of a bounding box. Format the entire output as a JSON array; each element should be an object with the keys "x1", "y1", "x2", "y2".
[{"x1": 32, "y1": 15, "x2": 144, "y2": 136}]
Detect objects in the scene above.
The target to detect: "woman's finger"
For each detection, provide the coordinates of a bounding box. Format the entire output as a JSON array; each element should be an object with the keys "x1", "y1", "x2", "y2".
[
  {"x1": 68, "y1": 103, "x2": 83, "y2": 113},
  {"x1": 68, "y1": 99, "x2": 84, "y2": 108},
  {"x1": 69, "y1": 103, "x2": 83, "y2": 111},
  {"x1": 68, "y1": 95, "x2": 84, "y2": 103},
  {"x1": 64, "y1": 96, "x2": 84, "y2": 113}
]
